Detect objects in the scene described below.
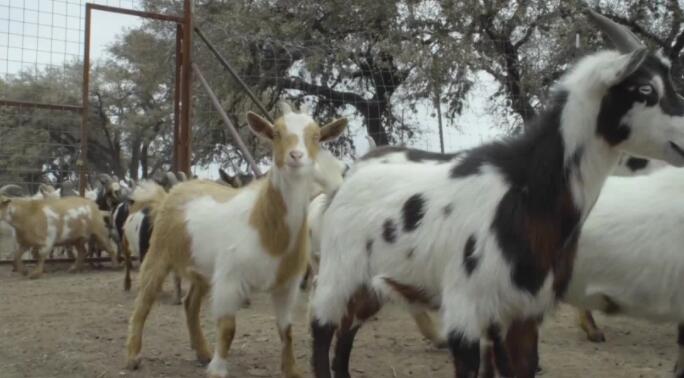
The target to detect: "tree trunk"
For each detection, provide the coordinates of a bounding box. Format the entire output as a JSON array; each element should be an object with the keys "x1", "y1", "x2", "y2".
[
  {"x1": 141, "y1": 143, "x2": 149, "y2": 179},
  {"x1": 129, "y1": 138, "x2": 141, "y2": 181}
]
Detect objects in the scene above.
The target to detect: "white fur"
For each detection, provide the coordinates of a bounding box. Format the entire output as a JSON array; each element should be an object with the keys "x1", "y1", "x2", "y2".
[
  {"x1": 123, "y1": 210, "x2": 145, "y2": 259},
  {"x1": 565, "y1": 166, "x2": 684, "y2": 322},
  {"x1": 0, "y1": 220, "x2": 17, "y2": 260}
]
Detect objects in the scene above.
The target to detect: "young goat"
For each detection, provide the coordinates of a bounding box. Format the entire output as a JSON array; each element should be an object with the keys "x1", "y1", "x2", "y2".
[
  {"x1": 125, "y1": 104, "x2": 347, "y2": 378},
  {"x1": 121, "y1": 180, "x2": 182, "y2": 304},
  {"x1": 555, "y1": 166, "x2": 684, "y2": 375},
  {"x1": 309, "y1": 10, "x2": 684, "y2": 378},
  {"x1": 0, "y1": 195, "x2": 117, "y2": 278}
]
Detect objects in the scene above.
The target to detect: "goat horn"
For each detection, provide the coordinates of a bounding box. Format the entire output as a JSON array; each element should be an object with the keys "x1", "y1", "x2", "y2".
[
  {"x1": 586, "y1": 8, "x2": 644, "y2": 53},
  {"x1": 0, "y1": 184, "x2": 24, "y2": 196}
]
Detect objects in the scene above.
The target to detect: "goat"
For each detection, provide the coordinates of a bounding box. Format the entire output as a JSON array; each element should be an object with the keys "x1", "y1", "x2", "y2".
[
  {"x1": 552, "y1": 166, "x2": 684, "y2": 375},
  {"x1": 124, "y1": 103, "x2": 347, "y2": 378},
  {"x1": 309, "y1": 10, "x2": 684, "y2": 378},
  {"x1": 121, "y1": 180, "x2": 182, "y2": 305},
  {"x1": 0, "y1": 195, "x2": 118, "y2": 278}
]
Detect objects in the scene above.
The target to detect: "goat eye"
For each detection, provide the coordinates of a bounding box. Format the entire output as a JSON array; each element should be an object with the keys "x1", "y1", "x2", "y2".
[{"x1": 638, "y1": 85, "x2": 653, "y2": 96}]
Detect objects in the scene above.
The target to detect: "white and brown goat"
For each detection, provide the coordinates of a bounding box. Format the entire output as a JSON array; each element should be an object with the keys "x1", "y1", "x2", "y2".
[
  {"x1": 124, "y1": 104, "x2": 347, "y2": 378},
  {"x1": 0, "y1": 195, "x2": 117, "y2": 278}
]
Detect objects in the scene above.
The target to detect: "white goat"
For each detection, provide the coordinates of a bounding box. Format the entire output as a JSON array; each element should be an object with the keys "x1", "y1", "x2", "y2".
[
  {"x1": 309, "y1": 11, "x2": 684, "y2": 378},
  {"x1": 124, "y1": 104, "x2": 347, "y2": 378},
  {"x1": 560, "y1": 166, "x2": 684, "y2": 375}
]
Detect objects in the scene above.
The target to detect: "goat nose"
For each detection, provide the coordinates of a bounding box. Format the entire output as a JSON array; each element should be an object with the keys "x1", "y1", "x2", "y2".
[{"x1": 290, "y1": 150, "x2": 304, "y2": 161}]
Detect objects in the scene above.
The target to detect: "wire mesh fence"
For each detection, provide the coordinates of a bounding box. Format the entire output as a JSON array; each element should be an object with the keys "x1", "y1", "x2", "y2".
[{"x1": 0, "y1": 0, "x2": 172, "y2": 191}]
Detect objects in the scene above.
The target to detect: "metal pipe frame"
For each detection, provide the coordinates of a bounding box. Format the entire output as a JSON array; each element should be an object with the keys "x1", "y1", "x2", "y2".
[
  {"x1": 194, "y1": 26, "x2": 274, "y2": 123},
  {"x1": 80, "y1": 3, "x2": 190, "y2": 193},
  {"x1": 0, "y1": 100, "x2": 82, "y2": 112},
  {"x1": 193, "y1": 63, "x2": 262, "y2": 177}
]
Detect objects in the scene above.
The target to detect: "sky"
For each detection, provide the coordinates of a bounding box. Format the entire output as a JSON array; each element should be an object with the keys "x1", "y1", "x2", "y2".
[{"x1": 1, "y1": 0, "x2": 507, "y2": 179}]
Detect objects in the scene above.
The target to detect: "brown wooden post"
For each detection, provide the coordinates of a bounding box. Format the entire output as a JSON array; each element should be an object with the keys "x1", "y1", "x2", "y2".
[
  {"x1": 179, "y1": 0, "x2": 193, "y2": 175},
  {"x1": 173, "y1": 24, "x2": 182, "y2": 172},
  {"x1": 79, "y1": 4, "x2": 92, "y2": 196}
]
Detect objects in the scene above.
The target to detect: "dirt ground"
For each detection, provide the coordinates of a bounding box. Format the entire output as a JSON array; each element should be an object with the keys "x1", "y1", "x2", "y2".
[{"x1": 0, "y1": 263, "x2": 677, "y2": 378}]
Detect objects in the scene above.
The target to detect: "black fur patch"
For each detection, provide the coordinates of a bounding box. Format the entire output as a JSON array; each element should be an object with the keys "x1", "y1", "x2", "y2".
[
  {"x1": 139, "y1": 207, "x2": 153, "y2": 262},
  {"x1": 405, "y1": 149, "x2": 459, "y2": 162},
  {"x1": 450, "y1": 153, "x2": 484, "y2": 178},
  {"x1": 598, "y1": 55, "x2": 684, "y2": 145},
  {"x1": 443, "y1": 203, "x2": 454, "y2": 217},
  {"x1": 475, "y1": 91, "x2": 581, "y2": 295},
  {"x1": 487, "y1": 324, "x2": 513, "y2": 377},
  {"x1": 360, "y1": 145, "x2": 459, "y2": 162},
  {"x1": 678, "y1": 324, "x2": 684, "y2": 346},
  {"x1": 447, "y1": 331, "x2": 480, "y2": 376},
  {"x1": 625, "y1": 157, "x2": 649, "y2": 172},
  {"x1": 112, "y1": 201, "x2": 130, "y2": 239},
  {"x1": 402, "y1": 194, "x2": 426, "y2": 232},
  {"x1": 366, "y1": 239, "x2": 373, "y2": 256},
  {"x1": 463, "y1": 235, "x2": 478, "y2": 276},
  {"x1": 382, "y1": 219, "x2": 397, "y2": 243}
]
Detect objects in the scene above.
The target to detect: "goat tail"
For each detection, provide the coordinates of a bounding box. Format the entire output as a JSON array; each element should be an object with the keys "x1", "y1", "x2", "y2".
[{"x1": 130, "y1": 181, "x2": 167, "y2": 218}]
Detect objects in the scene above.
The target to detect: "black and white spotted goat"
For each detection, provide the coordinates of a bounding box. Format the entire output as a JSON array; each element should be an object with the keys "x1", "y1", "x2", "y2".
[{"x1": 309, "y1": 10, "x2": 684, "y2": 378}]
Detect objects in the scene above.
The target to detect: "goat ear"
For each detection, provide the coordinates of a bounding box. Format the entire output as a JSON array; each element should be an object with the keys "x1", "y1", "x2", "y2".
[
  {"x1": 604, "y1": 48, "x2": 649, "y2": 86},
  {"x1": 0, "y1": 196, "x2": 10, "y2": 206},
  {"x1": 247, "y1": 112, "x2": 275, "y2": 140},
  {"x1": 320, "y1": 118, "x2": 348, "y2": 142}
]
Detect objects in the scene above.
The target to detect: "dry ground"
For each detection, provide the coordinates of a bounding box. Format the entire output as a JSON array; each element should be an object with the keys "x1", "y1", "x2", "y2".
[{"x1": 0, "y1": 263, "x2": 677, "y2": 378}]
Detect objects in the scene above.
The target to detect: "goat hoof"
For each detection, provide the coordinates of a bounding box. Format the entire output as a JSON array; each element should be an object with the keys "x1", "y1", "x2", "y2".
[
  {"x1": 125, "y1": 356, "x2": 141, "y2": 370},
  {"x1": 586, "y1": 330, "x2": 606, "y2": 343},
  {"x1": 196, "y1": 350, "x2": 213, "y2": 365},
  {"x1": 332, "y1": 371, "x2": 351, "y2": 378}
]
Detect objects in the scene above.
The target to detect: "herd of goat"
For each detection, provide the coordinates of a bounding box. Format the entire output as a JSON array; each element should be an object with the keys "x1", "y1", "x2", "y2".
[{"x1": 2, "y1": 9, "x2": 684, "y2": 378}]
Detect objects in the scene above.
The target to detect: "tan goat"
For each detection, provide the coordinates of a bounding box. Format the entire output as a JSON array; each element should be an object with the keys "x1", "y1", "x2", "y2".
[
  {"x1": 0, "y1": 195, "x2": 117, "y2": 278},
  {"x1": 124, "y1": 104, "x2": 347, "y2": 378}
]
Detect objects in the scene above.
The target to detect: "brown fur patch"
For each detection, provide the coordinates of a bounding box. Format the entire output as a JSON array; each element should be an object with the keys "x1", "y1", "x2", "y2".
[
  {"x1": 273, "y1": 217, "x2": 310, "y2": 289},
  {"x1": 383, "y1": 277, "x2": 436, "y2": 308},
  {"x1": 272, "y1": 118, "x2": 300, "y2": 168},
  {"x1": 249, "y1": 179, "x2": 290, "y2": 257},
  {"x1": 340, "y1": 286, "x2": 382, "y2": 331},
  {"x1": 505, "y1": 318, "x2": 540, "y2": 378},
  {"x1": 524, "y1": 189, "x2": 580, "y2": 297}
]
